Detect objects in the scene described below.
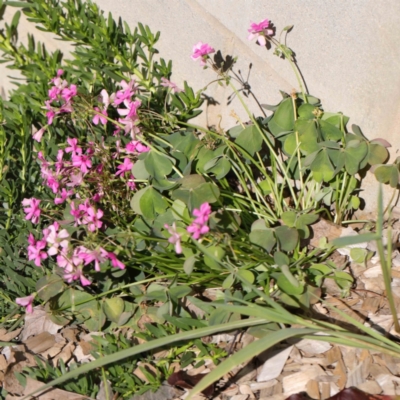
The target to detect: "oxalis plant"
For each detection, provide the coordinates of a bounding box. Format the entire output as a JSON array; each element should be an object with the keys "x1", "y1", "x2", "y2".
[{"x1": 1, "y1": 1, "x2": 400, "y2": 399}]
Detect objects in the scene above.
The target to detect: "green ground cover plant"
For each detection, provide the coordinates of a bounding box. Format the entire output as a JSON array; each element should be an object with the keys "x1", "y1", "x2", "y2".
[{"x1": 1, "y1": 0, "x2": 400, "y2": 398}]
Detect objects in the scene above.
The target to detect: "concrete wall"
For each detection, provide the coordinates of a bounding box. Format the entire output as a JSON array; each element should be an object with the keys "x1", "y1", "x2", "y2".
[{"x1": 1, "y1": 1, "x2": 400, "y2": 214}]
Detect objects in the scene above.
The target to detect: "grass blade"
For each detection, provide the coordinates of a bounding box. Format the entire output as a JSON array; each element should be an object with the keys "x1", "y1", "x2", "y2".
[
  {"x1": 186, "y1": 328, "x2": 317, "y2": 399},
  {"x1": 20, "y1": 318, "x2": 267, "y2": 400}
]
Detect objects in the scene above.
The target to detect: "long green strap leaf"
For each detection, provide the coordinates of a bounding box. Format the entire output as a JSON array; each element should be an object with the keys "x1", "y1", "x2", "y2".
[
  {"x1": 21, "y1": 318, "x2": 267, "y2": 400},
  {"x1": 186, "y1": 328, "x2": 317, "y2": 399}
]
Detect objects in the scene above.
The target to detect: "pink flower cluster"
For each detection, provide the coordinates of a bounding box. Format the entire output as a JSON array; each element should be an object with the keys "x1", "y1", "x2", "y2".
[
  {"x1": 37, "y1": 138, "x2": 95, "y2": 199},
  {"x1": 160, "y1": 77, "x2": 183, "y2": 93},
  {"x1": 164, "y1": 203, "x2": 212, "y2": 254},
  {"x1": 248, "y1": 19, "x2": 274, "y2": 46},
  {"x1": 26, "y1": 218, "x2": 126, "y2": 286},
  {"x1": 22, "y1": 198, "x2": 41, "y2": 224},
  {"x1": 33, "y1": 70, "x2": 77, "y2": 142},
  {"x1": 16, "y1": 294, "x2": 35, "y2": 314},
  {"x1": 96, "y1": 80, "x2": 142, "y2": 138},
  {"x1": 187, "y1": 202, "x2": 212, "y2": 239},
  {"x1": 191, "y1": 42, "x2": 215, "y2": 66}
]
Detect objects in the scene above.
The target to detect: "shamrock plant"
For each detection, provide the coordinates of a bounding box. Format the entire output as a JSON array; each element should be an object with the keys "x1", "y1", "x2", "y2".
[{"x1": 0, "y1": 1, "x2": 399, "y2": 398}]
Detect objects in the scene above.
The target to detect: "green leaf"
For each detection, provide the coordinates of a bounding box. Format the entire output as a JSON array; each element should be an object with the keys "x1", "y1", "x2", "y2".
[
  {"x1": 144, "y1": 151, "x2": 174, "y2": 178},
  {"x1": 374, "y1": 165, "x2": 399, "y2": 188},
  {"x1": 344, "y1": 140, "x2": 368, "y2": 175},
  {"x1": 36, "y1": 275, "x2": 64, "y2": 302},
  {"x1": 268, "y1": 98, "x2": 295, "y2": 136},
  {"x1": 368, "y1": 143, "x2": 389, "y2": 165},
  {"x1": 295, "y1": 119, "x2": 319, "y2": 154},
  {"x1": 319, "y1": 120, "x2": 343, "y2": 141},
  {"x1": 183, "y1": 255, "x2": 197, "y2": 275},
  {"x1": 310, "y1": 149, "x2": 335, "y2": 182},
  {"x1": 249, "y1": 229, "x2": 276, "y2": 252},
  {"x1": 235, "y1": 124, "x2": 263, "y2": 157},
  {"x1": 208, "y1": 308, "x2": 232, "y2": 325},
  {"x1": 103, "y1": 298, "x2": 124, "y2": 323},
  {"x1": 236, "y1": 269, "x2": 254, "y2": 284},
  {"x1": 281, "y1": 211, "x2": 297, "y2": 227},
  {"x1": 275, "y1": 226, "x2": 298, "y2": 252},
  {"x1": 332, "y1": 232, "x2": 380, "y2": 247},
  {"x1": 222, "y1": 273, "x2": 235, "y2": 289},
  {"x1": 131, "y1": 159, "x2": 150, "y2": 180},
  {"x1": 139, "y1": 187, "x2": 168, "y2": 220},
  {"x1": 167, "y1": 131, "x2": 200, "y2": 158},
  {"x1": 274, "y1": 251, "x2": 290, "y2": 266},
  {"x1": 350, "y1": 248, "x2": 368, "y2": 263},
  {"x1": 171, "y1": 182, "x2": 220, "y2": 211},
  {"x1": 169, "y1": 285, "x2": 192, "y2": 300},
  {"x1": 206, "y1": 157, "x2": 231, "y2": 179},
  {"x1": 204, "y1": 245, "x2": 225, "y2": 270},
  {"x1": 298, "y1": 104, "x2": 316, "y2": 120},
  {"x1": 277, "y1": 272, "x2": 304, "y2": 296}
]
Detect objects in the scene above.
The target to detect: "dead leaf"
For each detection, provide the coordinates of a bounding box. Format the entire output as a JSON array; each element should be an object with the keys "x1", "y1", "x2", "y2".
[
  {"x1": 167, "y1": 370, "x2": 214, "y2": 397},
  {"x1": 128, "y1": 383, "x2": 183, "y2": 400},
  {"x1": 0, "y1": 328, "x2": 22, "y2": 342},
  {"x1": 23, "y1": 331, "x2": 55, "y2": 354},
  {"x1": 284, "y1": 387, "x2": 398, "y2": 400},
  {"x1": 310, "y1": 219, "x2": 343, "y2": 247},
  {"x1": 53, "y1": 341, "x2": 75, "y2": 367},
  {"x1": 257, "y1": 345, "x2": 293, "y2": 382},
  {"x1": 20, "y1": 306, "x2": 63, "y2": 341},
  {"x1": 96, "y1": 379, "x2": 113, "y2": 400},
  {"x1": 4, "y1": 349, "x2": 37, "y2": 395}
]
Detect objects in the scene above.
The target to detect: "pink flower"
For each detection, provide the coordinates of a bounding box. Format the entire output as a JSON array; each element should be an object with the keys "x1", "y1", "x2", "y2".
[
  {"x1": 187, "y1": 222, "x2": 210, "y2": 240},
  {"x1": 191, "y1": 42, "x2": 215, "y2": 66},
  {"x1": 45, "y1": 100, "x2": 58, "y2": 125},
  {"x1": 16, "y1": 294, "x2": 35, "y2": 314},
  {"x1": 107, "y1": 252, "x2": 125, "y2": 270},
  {"x1": 186, "y1": 203, "x2": 212, "y2": 240},
  {"x1": 57, "y1": 248, "x2": 78, "y2": 272},
  {"x1": 33, "y1": 126, "x2": 46, "y2": 142},
  {"x1": 193, "y1": 202, "x2": 212, "y2": 225},
  {"x1": 54, "y1": 188, "x2": 73, "y2": 205},
  {"x1": 72, "y1": 153, "x2": 92, "y2": 173},
  {"x1": 164, "y1": 223, "x2": 182, "y2": 254},
  {"x1": 248, "y1": 19, "x2": 274, "y2": 46},
  {"x1": 45, "y1": 224, "x2": 70, "y2": 256},
  {"x1": 126, "y1": 174, "x2": 136, "y2": 191},
  {"x1": 50, "y1": 69, "x2": 64, "y2": 85},
  {"x1": 64, "y1": 268, "x2": 91, "y2": 286},
  {"x1": 115, "y1": 157, "x2": 134, "y2": 177},
  {"x1": 112, "y1": 80, "x2": 138, "y2": 106},
  {"x1": 126, "y1": 140, "x2": 150, "y2": 154},
  {"x1": 61, "y1": 84, "x2": 77, "y2": 102},
  {"x1": 67, "y1": 171, "x2": 84, "y2": 187},
  {"x1": 27, "y1": 237, "x2": 48, "y2": 267},
  {"x1": 48, "y1": 86, "x2": 62, "y2": 101},
  {"x1": 22, "y1": 198, "x2": 41, "y2": 224},
  {"x1": 92, "y1": 107, "x2": 108, "y2": 125},
  {"x1": 65, "y1": 138, "x2": 81, "y2": 155},
  {"x1": 78, "y1": 247, "x2": 108, "y2": 272},
  {"x1": 160, "y1": 77, "x2": 183, "y2": 93},
  {"x1": 70, "y1": 200, "x2": 88, "y2": 225},
  {"x1": 83, "y1": 206, "x2": 103, "y2": 232}
]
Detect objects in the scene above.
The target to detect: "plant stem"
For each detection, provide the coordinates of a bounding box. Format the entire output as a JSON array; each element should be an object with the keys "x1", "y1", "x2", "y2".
[
  {"x1": 228, "y1": 82, "x2": 299, "y2": 209},
  {"x1": 376, "y1": 185, "x2": 400, "y2": 333}
]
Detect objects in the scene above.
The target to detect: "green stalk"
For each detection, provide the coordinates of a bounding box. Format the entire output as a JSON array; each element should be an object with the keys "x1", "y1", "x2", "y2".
[
  {"x1": 269, "y1": 37, "x2": 308, "y2": 103},
  {"x1": 228, "y1": 82, "x2": 299, "y2": 209},
  {"x1": 376, "y1": 185, "x2": 400, "y2": 333}
]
